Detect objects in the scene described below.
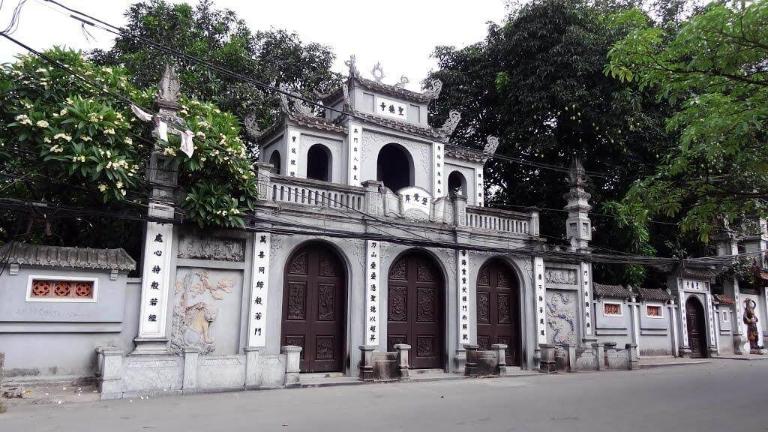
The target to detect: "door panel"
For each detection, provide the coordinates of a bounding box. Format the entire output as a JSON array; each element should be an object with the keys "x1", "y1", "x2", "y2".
[
  {"x1": 686, "y1": 298, "x2": 707, "y2": 358},
  {"x1": 282, "y1": 244, "x2": 346, "y2": 372},
  {"x1": 387, "y1": 252, "x2": 444, "y2": 369},
  {"x1": 476, "y1": 259, "x2": 521, "y2": 366}
]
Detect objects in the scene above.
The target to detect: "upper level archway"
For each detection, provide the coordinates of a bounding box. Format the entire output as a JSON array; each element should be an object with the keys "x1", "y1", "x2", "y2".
[
  {"x1": 307, "y1": 144, "x2": 332, "y2": 182},
  {"x1": 376, "y1": 143, "x2": 414, "y2": 192}
]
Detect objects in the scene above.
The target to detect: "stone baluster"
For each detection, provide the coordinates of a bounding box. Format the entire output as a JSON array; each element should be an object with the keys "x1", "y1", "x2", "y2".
[
  {"x1": 394, "y1": 344, "x2": 411, "y2": 380},
  {"x1": 282, "y1": 345, "x2": 302, "y2": 387},
  {"x1": 359, "y1": 345, "x2": 376, "y2": 382},
  {"x1": 452, "y1": 193, "x2": 467, "y2": 227},
  {"x1": 491, "y1": 343, "x2": 508, "y2": 375}
]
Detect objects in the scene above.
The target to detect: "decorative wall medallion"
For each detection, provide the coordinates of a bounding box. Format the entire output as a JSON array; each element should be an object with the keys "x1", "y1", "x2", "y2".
[
  {"x1": 546, "y1": 290, "x2": 577, "y2": 346},
  {"x1": 170, "y1": 270, "x2": 234, "y2": 355},
  {"x1": 177, "y1": 234, "x2": 245, "y2": 262}
]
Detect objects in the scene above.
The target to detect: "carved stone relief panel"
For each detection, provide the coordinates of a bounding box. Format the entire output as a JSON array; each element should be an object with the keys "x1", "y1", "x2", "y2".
[
  {"x1": 544, "y1": 267, "x2": 578, "y2": 289},
  {"x1": 546, "y1": 289, "x2": 578, "y2": 346},
  {"x1": 177, "y1": 234, "x2": 245, "y2": 262}
]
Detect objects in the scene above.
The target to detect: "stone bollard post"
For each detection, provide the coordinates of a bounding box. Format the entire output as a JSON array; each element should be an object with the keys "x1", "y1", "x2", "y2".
[
  {"x1": 359, "y1": 345, "x2": 376, "y2": 382},
  {"x1": 394, "y1": 344, "x2": 411, "y2": 380},
  {"x1": 99, "y1": 349, "x2": 124, "y2": 400},
  {"x1": 452, "y1": 194, "x2": 468, "y2": 227},
  {"x1": 244, "y1": 347, "x2": 262, "y2": 389},
  {"x1": 254, "y1": 162, "x2": 274, "y2": 201},
  {"x1": 463, "y1": 344, "x2": 479, "y2": 376},
  {"x1": 362, "y1": 180, "x2": 384, "y2": 217},
  {"x1": 625, "y1": 343, "x2": 639, "y2": 370},
  {"x1": 491, "y1": 344, "x2": 508, "y2": 375},
  {"x1": 282, "y1": 345, "x2": 302, "y2": 387},
  {"x1": 182, "y1": 347, "x2": 200, "y2": 392},
  {"x1": 603, "y1": 342, "x2": 617, "y2": 369},
  {"x1": 564, "y1": 344, "x2": 577, "y2": 372},
  {"x1": 592, "y1": 343, "x2": 605, "y2": 371},
  {"x1": 539, "y1": 344, "x2": 556, "y2": 373}
]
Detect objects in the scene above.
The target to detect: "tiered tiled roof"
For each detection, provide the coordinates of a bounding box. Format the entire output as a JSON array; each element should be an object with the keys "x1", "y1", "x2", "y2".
[
  {"x1": 593, "y1": 283, "x2": 632, "y2": 299},
  {"x1": 713, "y1": 294, "x2": 735, "y2": 305}
]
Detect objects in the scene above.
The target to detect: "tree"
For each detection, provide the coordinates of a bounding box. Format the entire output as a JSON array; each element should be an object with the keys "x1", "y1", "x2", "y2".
[
  {"x1": 92, "y1": 0, "x2": 340, "y2": 147},
  {"x1": 428, "y1": 0, "x2": 675, "y2": 284},
  {"x1": 606, "y1": 1, "x2": 768, "y2": 242},
  {"x1": 0, "y1": 48, "x2": 257, "y2": 257}
]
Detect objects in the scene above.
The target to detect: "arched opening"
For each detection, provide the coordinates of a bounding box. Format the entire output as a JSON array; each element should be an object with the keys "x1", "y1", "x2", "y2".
[
  {"x1": 307, "y1": 144, "x2": 332, "y2": 182},
  {"x1": 476, "y1": 258, "x2": 521, "y2": 366},
  {"x1": 282, "y1": 241, "x2": 347, "y2": 372},
  {"x1": 376, "y1": 143, "x2": 414, "y2": 192},
  {"x1": 269, "y1": 150, "x2": 282, "y2": 175},
  {"x1": 685, "y1": 296, "x2": 708, "y2": 358},
  {"x1": 387, "y1": 249, "x2": 445, "y2": 369},
  {"x1": 447, "y1": 171, "x2": 467, "y2": 197}
]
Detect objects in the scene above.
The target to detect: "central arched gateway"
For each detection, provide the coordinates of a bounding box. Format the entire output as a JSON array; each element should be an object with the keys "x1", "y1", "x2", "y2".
[
  {"x1": 387, "y1": 250, "x2": 444, "y2": 369},
  {"x1": 282, "y1": 242, "x2": 346, "y2": 373},
  {"x1": 476, "y1": 258, "x2": 521, "y2": 366},
  {"x1": 685, "y1": 296, "x2": 707, "y2": 358}
]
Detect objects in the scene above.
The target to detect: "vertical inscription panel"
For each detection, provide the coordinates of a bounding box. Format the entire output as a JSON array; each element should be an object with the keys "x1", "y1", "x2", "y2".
[{"x1": 138, "y1": 222, "x2": 174, "y2": 338}]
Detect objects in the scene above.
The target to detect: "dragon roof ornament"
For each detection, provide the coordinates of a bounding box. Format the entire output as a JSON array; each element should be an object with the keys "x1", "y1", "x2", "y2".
[
  {"x1": 484, "y1": 136, "x2": 499, "y2": 155},
  {"x1": 439, "y1": 110, "x2": 461, "y2": 138}
]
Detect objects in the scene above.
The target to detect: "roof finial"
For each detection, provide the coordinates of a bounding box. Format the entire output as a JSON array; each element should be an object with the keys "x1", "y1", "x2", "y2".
[
  {"x1": 344, "y1": 54, "x2": 360, "y2": 78},
  {"x1": 156, "y1": 64, "x2": 180, "y2": 108},
  {"x1": 394, "y1": 75, "x2": 409, "y2": 89},
  {"x1": 371, "y1": 62, "x2": 385, "y2": 83},
  {"x1": 423, "y1": 79, "x2": 443, "y2": 100}
]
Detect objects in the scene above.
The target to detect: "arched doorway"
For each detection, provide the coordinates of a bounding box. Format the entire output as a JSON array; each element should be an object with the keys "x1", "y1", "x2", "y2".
[
  {"x1": 476, "y1": 258, "x2": 521, "y2": 366},
  {"x1": 447, "y1": 171, "x2": 467, "y2": 198},
  {"x1": 269, "y1": 150, "x2": 282, "y2": 175},
  {"x1": 387, "y1": 250, "x2": 444, "y2": 369},
  {"x1": 376, "y1": 143, "x2": 414, "y2": 192},
  {"x1": 307, "y1": 144, "x2": 332, "y2": 181},
  {"x1": 282, "y1": 242, "x2": 346, "y2": 372},
  {"x1": 685, "y1": 296, "x2": 708, "y2": 358}
]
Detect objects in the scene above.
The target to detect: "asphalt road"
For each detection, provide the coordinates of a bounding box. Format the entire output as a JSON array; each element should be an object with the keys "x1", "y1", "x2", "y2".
[{"x1": 2, "y1": 359, "x2": 767, "y2": 432}]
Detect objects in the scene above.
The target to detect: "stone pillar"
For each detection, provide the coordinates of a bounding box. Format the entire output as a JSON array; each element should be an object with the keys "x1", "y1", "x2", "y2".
[
  {"x1": 362, "y1": 180, "x2": 384, "y2": 217},
  {"x1": 529, "y1": 210, "x2": 540, "y2": 237},
  {"x1": 538, "y1": 344, "x2": 556, "y2": 373},
  {"x1": 491, "y1": 343, "x2": 508, "y2": 375},
  {"x1": 564, "y1": 158, "x2": 592, "y2": 252},
  {"x1": 394, "y1": 344, "x2": 411, "y2": 380},
  {"x1": 464, "y1": 344, "x2": 479, "y2": 376},
  {"x1": 133, "y1": 65, "x2": 181, "y2": 355},
  {"x1": 669, "y1": 300, "x2": 679, "y2": 357},
  {"x1": 629, "y1": 296, "x2": 641, "y2": 355},
  {"x1": 99, "y1": 349, "x2": 124, "y2": 400},
  {"x1": 592, "y1": 342, "x2": 605, "y2": 371},
  {"x1": 244, "y1": 347, "x2": 262, "y2": 389},
  {"x1": 182, "y1": 348, "x2": 199, "y2": 391},
  {"x1": 626, "y1": 343, "x2": 639, "y2": 370},
  {"x1": 452, "y1": 193, "x2": 467, "y2": 227},
  {"x1": 580, "y1": 262, "x2": 594, "y2": 339},
  {"x1": 282, "y1": 345, "x2": 302, "y2": 387},
  {"x1": 564, "y1": 344, "x2": 577, "y2": 372},
  {"x1": 706, "y1": 292, "x2": 719, "y2": 356},
  {"x1": 457, "y1": 249, "x2": 471, "y2": 351},
  {"x1": 534, "y1": 258, "x2": 547, "y2": 367},
  {"x1": 347, "y1": 122, "x2": 362, "y2": 186},
  {"x1": 677, "y1": 286, "x2": 691, "y2": 357},
  {"x1": 254, "y1": 162, "x2": 273, "y2": 201},
  {"x1": 359, "y1": 345, "x2": 376, "y2": 382},
  {"x1": 364, "y1": 240, "x2": 381, "y2": 346}
]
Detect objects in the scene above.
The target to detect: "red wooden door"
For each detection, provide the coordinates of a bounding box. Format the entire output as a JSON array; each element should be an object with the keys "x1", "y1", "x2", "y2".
[
  {"x1": 685, "y1": 297, "x2": 707, "y2": 358},
  {"x1": 387, "y1": 251, "x2": 444, "y2": 369},
  {"x1": 282, "y1": 243, "x2": 346, "y2": 372},
  {"x1": 476, "y1": 259, "x2": 521, "y2": 366}
]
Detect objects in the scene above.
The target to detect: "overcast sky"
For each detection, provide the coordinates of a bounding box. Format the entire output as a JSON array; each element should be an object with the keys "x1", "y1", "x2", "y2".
[{"x1": 0, "y1": 0, "x2": 509, "y2": 90}]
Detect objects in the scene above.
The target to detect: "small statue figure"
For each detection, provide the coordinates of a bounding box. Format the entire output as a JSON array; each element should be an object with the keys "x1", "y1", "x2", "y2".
[
  {"x1": 156, "y1": 64, "x2": 180, "y2": 107},
  {"x1": 743, "y1": 299, "x2": 761, "y2": 351}
]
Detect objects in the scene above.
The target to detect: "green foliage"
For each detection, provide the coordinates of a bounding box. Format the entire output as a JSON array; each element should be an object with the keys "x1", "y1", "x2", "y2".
[
  {"x1": 607, "y1": 1, "x2": 768, "y2": 241},
  {"x1": 429, "y1": 0, "x2": 675, "y2": 284},
  {"x1": 92, "y1": 0, "x2": 340, "y2": 150},
  {"x1": 0, "y1": 48, "x2": 258, "y2": 248}
]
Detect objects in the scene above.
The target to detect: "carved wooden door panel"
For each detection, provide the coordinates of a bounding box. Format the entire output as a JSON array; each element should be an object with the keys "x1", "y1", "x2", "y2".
[
  {"x1": 476, "y1": 259, "x2": 521, "y2": 366},
  {"x1": 387, "y1": 252, "x2": 444, "y2": 369},
  {"x1": 685, "y1": 297, "x2": 707, "y2": 358},
  {"x1": 282, "y1": 244, "x2": 346, "y2": 372}
]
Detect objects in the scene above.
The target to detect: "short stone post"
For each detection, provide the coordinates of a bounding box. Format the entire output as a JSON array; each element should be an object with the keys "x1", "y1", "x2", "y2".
[
  {"x1": 99, "y1": 349, "x2": 124, "y2": 400},
  {"x1": 362, "y1": 180, "x2": 384, "y2": 217},
  {"x1": 394, "y1": 344, "x2": 411, "y2": 380},
  {"x1": 564, "y1": 344, "x2": 577, "y2": 372},
  {"x1": 254, "y1": 162, "x2": 274, "y2": 201},
  {"x1": 282, "y1": 345, "x2": 302, "y2": 387},
  {"x1": 626, "y1": 343, "x2": 639, "y2": 370},
  {"x1": 539, "y1": 343, "x2": 556, "y2": 373},
  {"x1": 529, "y1": 210, "x2": 540, "y2": 237},
  {"x1": 244, "y1": 347, "x2": 262, "y2": 389},
  {"x1": 491, "y1": 344, "x2": 508, "y2": 375},
  {"x1": 452, "y1": 194, "x2": 467, "y2": 227},
  {"x1": 359, "y1": 345, "x2": 376, "y2": 382},
  {"x1": 603, "y1": 342, "x2": 617, "y2": 369},
  {"x1": 0, "y1": 352, "x2": 5, "y2": 413},
  {"x1": 592, "y1": 342, "x2": 605, "y2": 371},
  {"x1": 95, "y1": 347, "x2": 105, "y2": 377},
  {"x1": 463, "y1": 344, "x2": 479, "y2": 376},
  {"x1": 182, "y1": 347, "x2": 199, "y2": 392}
]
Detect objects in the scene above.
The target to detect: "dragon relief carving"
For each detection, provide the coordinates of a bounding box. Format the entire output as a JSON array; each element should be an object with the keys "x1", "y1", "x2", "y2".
[
  {"x1": 439, "y1": 110, "x2": 461, "y2": 137},
  {"x1": 170, "y1": 270, "x2": 234, "y2": 355},
  {"x1": 278, "y1": 83, "x2": 315, "y2": 117},
  {"x1": 423, "y1": 79, "x2": 443, "y2": 100},
  {"x1": 484, "y1": 136, "x2": 499, "y2": 155}
]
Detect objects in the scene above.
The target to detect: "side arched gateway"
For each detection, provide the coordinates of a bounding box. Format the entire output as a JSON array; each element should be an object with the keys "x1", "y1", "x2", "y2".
[
  {"x1": 387, "y1": 250, "x2": 445, "y2": 369},
  {"x1": 685, "y1": 296, "x2": 707, "y2": 358},
  {"x1": 282, "y1": 242, "x2": 346, "y2": 372},
  {"x1": 476, "y1": 258, "x2": 521, "y2": 366}
]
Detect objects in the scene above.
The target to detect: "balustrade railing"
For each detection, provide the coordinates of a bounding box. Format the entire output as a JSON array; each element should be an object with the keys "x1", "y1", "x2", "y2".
[
  {"x1": 268, "y1": 175, "x2": 365, "y2": 211},
  {"x1": 464, "y1": 206, "x2": 538, "y2": 236}
]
